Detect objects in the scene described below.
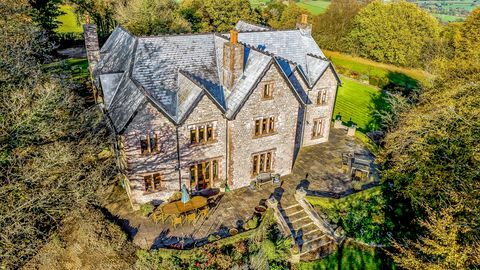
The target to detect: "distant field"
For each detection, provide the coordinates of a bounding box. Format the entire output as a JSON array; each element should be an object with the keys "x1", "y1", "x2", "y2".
[
  {"x1": 57, "y1": 5, "x2": 82, "y2": 33},
  {"x1": 250, "y1": 0, "x2": 331, "y2": 14},
  {"x1": 296, "y1": 0, "x2": 331, "y2": 15},
  {"x1": 433, "y1": 13, "x2": 465, "y2": 22},
  {"x1": 333, "y1": 76, "x2": 380, "y2": 132},
  {"x1": 250, "y1": 0, "x2": 270, "y2": 8},
  {"x1": 411, "y1": 0, "x2": 480, "y2": 22}
]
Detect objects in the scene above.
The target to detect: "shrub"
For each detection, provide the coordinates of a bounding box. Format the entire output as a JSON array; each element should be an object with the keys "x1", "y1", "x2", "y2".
[
  {"x1": 139, "y1": 203, "x2": 154, "y2": 217},
  {"x1": 244, "y1": 216, "x2": 259, "y2": 230}
]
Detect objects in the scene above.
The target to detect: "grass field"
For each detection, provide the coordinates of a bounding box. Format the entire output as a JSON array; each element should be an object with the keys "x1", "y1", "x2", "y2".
[
  {"x1": 296, "y1": 0, "x2": 331, "y2": 15},
  {"x1": 333, "y1": 76, "x2": 382, "y2": 132},
  {"x1": 434, "y1": 13, "x2": 465, "y2": 22},
  {"x1": 324, "y1": 50, "x2": 429, "y2": 84},
  {"x1": 57, "y1": 5, "x2": 82, "y2": 33}
]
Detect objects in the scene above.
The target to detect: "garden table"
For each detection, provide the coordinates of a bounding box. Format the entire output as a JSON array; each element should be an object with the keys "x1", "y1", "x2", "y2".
[{"x1": 161, "y1": 196, "x2": 208, "y2": 216}]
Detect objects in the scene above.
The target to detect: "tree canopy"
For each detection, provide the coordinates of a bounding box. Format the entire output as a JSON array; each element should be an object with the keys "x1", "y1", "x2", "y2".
[
  {"x1": 263, "y1": 0, "x2": 310, "y2": 29},
  {"x1": 179, "y1": 0, "x2": 260, "y2": 32},
  {"x1": 312, "y1": 0, "x2": 371, "y2": 51},
  {"x1": 115, "y1": 0, "x2": 190, "y2": 35},
  {"x1": 346, "y1": 0, "x2": 441, "y2": 67},
  {"x1": 380, "y1": 8, "x2": 480, "y2": 268}
]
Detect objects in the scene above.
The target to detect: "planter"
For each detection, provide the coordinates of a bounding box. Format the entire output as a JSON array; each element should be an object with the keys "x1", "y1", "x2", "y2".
[{"x1": 229, "y1": 228, "x2": 238, "y2": 236}]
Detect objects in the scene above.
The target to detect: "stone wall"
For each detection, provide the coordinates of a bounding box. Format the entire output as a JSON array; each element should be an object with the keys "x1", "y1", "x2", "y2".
[
  {"x1": 301, "y1": 67, "x2": 338, "y2": 147},
  {"x1": 177, "y1": 95, "x2": 227, "y2": 190},
  {"x1": 229, "y1": 64, "x2": 301, "y2": 189},
  {"x1": 123, "y1": 102, "x2": 179, "y2": 207}
]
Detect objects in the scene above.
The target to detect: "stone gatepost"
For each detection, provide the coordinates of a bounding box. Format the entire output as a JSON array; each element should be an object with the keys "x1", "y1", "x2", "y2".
[
  {"x1": 266, "y1": 197, "x2": 278, "y2": 209},
  {"x1": 334, "y1": 119, "x2": 343, "y2": 129},
  {"x1": 347, "y1": 125, "x2": 357, "y2": 136},
  {"x1": 295, "y1": 187, "x2": 307, "y2": 202}
]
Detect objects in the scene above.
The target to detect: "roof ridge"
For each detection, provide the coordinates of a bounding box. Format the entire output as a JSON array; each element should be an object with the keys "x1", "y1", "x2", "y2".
[
  {"x1": 236, "y1": 20, "x2": 271, "y2": 32},
  {"x1": 138, "y1": 32, "x2": 216, "y2": 39},
  {"x1": 306, "y1": 53, "x2": 329, "y2": 62}
]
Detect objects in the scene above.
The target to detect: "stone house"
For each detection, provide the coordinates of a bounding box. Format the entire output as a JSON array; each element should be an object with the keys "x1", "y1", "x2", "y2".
[{"x1": 84, "y1": 17, "x2": 341, "y2": 210}]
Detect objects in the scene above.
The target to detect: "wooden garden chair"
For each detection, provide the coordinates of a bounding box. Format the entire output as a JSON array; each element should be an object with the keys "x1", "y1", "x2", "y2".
[
  {"x1": 171, "y1": 215, "x2": 183, "y2": 228},
  {"x1": 199, "y1": 207, "x2": 209, "y2": 219},
  {"x1": 186, "y1": 212, "x2": 196, "y2": 225}
]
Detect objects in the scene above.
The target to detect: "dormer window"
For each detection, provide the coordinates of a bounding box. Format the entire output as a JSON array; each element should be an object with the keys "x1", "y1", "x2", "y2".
[
  {"x1": 263, "y1": 81, "x2": 274, "y2": 99},
  {"x1": 140, "y1": 131, "x2": 160, "y2": 154},
  {"x1": 190, "y1": 123, "x2": 215, "y2": 144},
  {"x1": 317, "y1": 88, "x2": 328, "y2": 105}
]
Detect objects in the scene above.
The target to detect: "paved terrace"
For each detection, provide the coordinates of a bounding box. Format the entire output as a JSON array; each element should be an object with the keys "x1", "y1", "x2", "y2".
[{"x1": 105, "y1": 128, "x2": 376, "y2": 249}]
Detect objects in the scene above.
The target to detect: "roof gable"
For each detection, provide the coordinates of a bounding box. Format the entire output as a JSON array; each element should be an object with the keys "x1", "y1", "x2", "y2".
[{"x1": 95, "y1": 21, "x2": 339, "y2": 131}]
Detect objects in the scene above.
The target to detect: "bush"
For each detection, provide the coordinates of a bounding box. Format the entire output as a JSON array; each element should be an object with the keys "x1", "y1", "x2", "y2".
[
  {"x1": 244, "y1": 216, "x2": 259, "y2": 230},
  {"x1": 139, "y1": 203, "x2": 154, "y2": 217}
]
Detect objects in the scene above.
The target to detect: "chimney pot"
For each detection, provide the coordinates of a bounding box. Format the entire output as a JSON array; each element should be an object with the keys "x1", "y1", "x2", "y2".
[
  {"x1": 301, "y1": 14, "x2": 308, "y2": 24},
  {"x1": 86, "y1": 14, "x2": 90, "y2": 24},
  {"x1": 230, "y1": 29, "x2": 238, "y2": 44}
]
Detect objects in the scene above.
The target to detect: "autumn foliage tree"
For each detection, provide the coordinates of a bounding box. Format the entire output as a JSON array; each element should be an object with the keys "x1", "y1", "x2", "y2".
[
  {"x1": 346, "y1": 0, "x2": 441, "y2": 67},
  {"x1": 312, "y1": 0, "x2": 371, "y2": 51},
  {"x1": 380, "y1": 8, "x2": 480, "y2": 269}
]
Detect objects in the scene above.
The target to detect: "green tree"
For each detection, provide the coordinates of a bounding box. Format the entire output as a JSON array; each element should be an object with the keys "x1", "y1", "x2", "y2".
[
  {"x1": 70, "y1": 0, "x2": 116, "y2": 38},
  {"x1": 346, "y1": 0, "x2": 440, "y2": 67},
  {"x1": 392, "y1": 208, "x2": 480, "y2": 270},
  {"x1": 180, "y1": 0, "x2": 260, "y2": 32},
  {"x1": 312, "y1": 0, "x2": 371, "y2": 51},
  {"x1": 264, "y1": 1, "x2": 309, "y2": 29},
  {"x1": 115, "y1": 0, "x2": 190, "y2": 35},
  {"x1": 29, "y1": 0, "x2": 63, "y2": 34},
  {"x1": 28, "y1": 0, "x2": 64, "y2": 34},
  {"x1": 380, "y1": 8, "x2": 480, "y2": 268}
]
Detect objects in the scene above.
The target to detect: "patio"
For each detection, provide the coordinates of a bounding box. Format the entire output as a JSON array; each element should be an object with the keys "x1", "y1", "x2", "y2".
[{"x1": 105, "y1": 128, "x2": 377, "y2": 249}]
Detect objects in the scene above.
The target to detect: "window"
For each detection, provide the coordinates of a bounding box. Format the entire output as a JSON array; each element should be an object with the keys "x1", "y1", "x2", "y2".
[
  {"x1": 140, "y1": 131, "x2": 159, "y2": 155},
  {"x1": 254, "y1": 116, "x2": 276, "y2": 137},
  {"x1": 144, "y1": 173, "x2": 163, "y2": 192},
  {"x1": 317, "y1": 88, "x2": 328, "y2": 105},
  {"x1": 190, "y1": 159, "x2": 219, "y2": 190},
  {"x1": 190, "y1": 123, "x2": 215, "y2": 144},
  {"x1": 252, "y1": 151, "x2": 274, "y2": 175},
  {"x1": 263, "y1": 81, "x2": 274, "y2": 99},
  {"x1": 312, "y1": 118, "x2": 325, "y2": 138}
]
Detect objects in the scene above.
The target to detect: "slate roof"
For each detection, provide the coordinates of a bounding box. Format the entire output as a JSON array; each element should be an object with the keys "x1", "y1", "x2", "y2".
[
  {"x1": 94, "y1": 22, "x2": 340, "y2": 132},
  {"x1": 235, "y1": 20, "x2": 270, "y2": 32}
]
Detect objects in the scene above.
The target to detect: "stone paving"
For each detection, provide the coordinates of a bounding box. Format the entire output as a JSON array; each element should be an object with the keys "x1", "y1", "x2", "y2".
[{"x1": 106, "y1": 128, "x2": 376, "y2": 249}]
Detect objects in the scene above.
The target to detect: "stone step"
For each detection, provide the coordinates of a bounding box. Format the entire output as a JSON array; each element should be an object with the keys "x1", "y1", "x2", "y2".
[
  {"x1": 285, "y1": 209, "x2": 305, "y2": 218},
  {"x1": 281, "y1": 204, "x2": 303, "y2": 216},
  {"x1": 300, "y1": 236, "x2": 334, "y2": 256},
  {"x1": 290, "y1": 215, "x2": 309, "y2": 224},
  {"x1": 282, "y1": 203, "x2": 300, "y2": 211},
  {"x1": 295, "y1": 228, "x2": 322, "y2": 240},
  {"x1": 296, "y1": 231, "x2": 326, "y2": 246},
  {"x1": 289, "y1": 220, "x2": 315, "y2": 231}
]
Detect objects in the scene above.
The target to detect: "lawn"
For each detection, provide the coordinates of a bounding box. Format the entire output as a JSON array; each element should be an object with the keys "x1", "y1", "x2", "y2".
[
  {"x1": 333, "y1": 76, "x2": 381, "y2": 132},
  {"x1": 298, "y1": 240, "x2": 396, "y2": 270},
  {"x1": 296, "y1": 0, "x2": 331, "y2": 15},
  {"x1": 324, "y1": 50, "x2": 429, "y2": 84},
  {"x1": 307, "y1": 186, "x2": 382, "y2": 210},
  {"x1": 43, "y1": 58, "x2": 89, "y2": 81},
  {"x1": 57, "y1": 5, "x2": 82, "y2": 33}
]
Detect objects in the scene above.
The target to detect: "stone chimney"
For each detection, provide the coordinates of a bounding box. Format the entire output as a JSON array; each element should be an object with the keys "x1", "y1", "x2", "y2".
[
  {"x1": 83, "y1": 18, "x2": 100, "y2": 73},
  {"x1": 222, "y1": 29, "x2": 244, "y2": 89},
  {"x1": 296, "y1": 14, "x2": 312, "y2": 36}
]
